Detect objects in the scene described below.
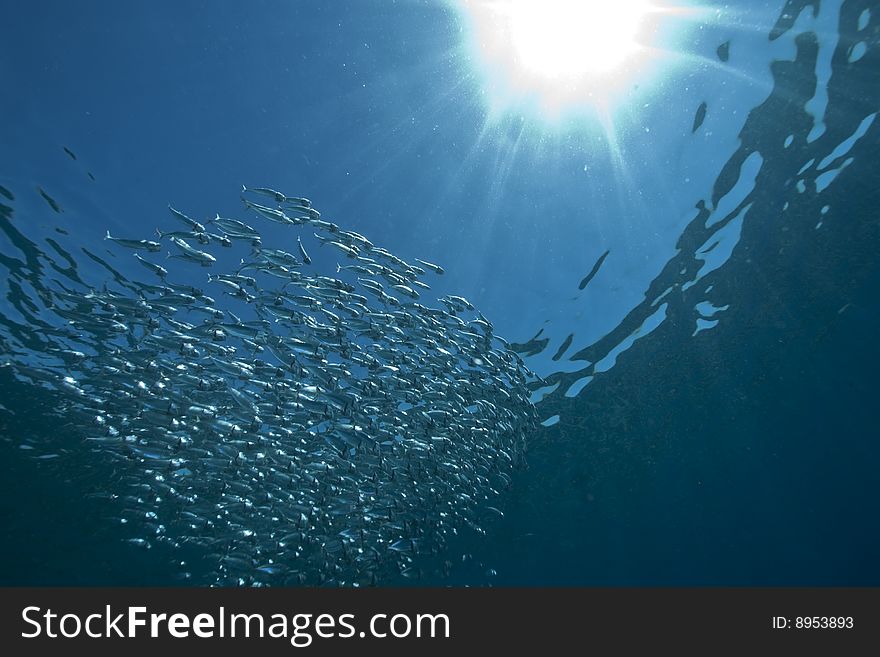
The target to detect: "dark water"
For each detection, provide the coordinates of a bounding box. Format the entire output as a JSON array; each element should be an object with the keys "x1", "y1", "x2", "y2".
[{"x1": 1, "y1": 0, "x2": 879, "y2": 585}]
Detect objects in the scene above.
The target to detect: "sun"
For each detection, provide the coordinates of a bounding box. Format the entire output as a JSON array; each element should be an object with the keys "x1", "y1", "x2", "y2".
[
  {"x1": 454, "y1": 0, "x2": 691, "y2": 121},
  {"x1": 507, "y1": 0, "x2": 650, "y2": 79}
]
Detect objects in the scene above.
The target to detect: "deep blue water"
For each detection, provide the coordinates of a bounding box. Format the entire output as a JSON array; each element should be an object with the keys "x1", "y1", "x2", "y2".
[{"x1": 1, "y1": 0, "x2": 878, "y2": 585}]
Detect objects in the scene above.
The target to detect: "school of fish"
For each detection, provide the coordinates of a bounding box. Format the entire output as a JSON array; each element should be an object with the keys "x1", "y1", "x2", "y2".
[{"x1": 0, "y1": 186, "x2": 538, "y2": 585}]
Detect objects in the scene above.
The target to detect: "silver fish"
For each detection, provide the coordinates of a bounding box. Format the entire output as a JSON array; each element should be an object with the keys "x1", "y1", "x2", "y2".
[
  {"x1": 105, "y1": 231, "x2": 161, "y2": 252},
  {"x1": 168, "y1": 204, "x2": 206, "y2": 233},
  {"x1": 133, "y1": 253, "x2": 168, "y2": 278},
  {"x1": 168, "y1": 237, "x2": 217, "y2": 266},
  {"x1": 414, "y1": 258, "x2": 445, "y2": 275},
  {"x1": 297, "y1": 236, "x2": 311, "y2": 265},
  {"x1": 1, "y1": 186, "x2": 537, "y2": 590}
]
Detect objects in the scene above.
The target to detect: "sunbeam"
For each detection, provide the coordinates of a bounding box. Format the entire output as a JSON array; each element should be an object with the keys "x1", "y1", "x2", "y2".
[{"x1": 452, "y1": 0, "x2": 705, "y2": 123}]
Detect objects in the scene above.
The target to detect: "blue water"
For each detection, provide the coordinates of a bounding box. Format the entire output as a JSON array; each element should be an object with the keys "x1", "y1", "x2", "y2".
[{"x1": 1, "y1": 0, "x2": 878, "y2": 585}]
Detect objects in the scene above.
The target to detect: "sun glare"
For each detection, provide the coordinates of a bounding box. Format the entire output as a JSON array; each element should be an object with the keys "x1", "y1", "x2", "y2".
[
  {"x1": 509, "y1": 1, "x2": 649, "y2": 78},
  {"x1": 456, "y1": 0, "x2": 691, "y2": 121}
]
